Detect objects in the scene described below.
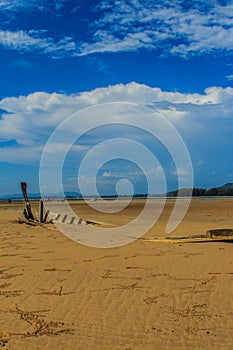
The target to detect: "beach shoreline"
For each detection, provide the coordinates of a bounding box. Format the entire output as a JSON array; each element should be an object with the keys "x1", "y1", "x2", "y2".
[{"x1": 0, "y1": 198, "x2": 232, "y2": 349}]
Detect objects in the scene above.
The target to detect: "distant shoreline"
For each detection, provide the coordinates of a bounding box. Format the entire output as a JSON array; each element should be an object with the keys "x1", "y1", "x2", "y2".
[{"x1": 1, "y1": 196, "x2": 233, "y2": 203}]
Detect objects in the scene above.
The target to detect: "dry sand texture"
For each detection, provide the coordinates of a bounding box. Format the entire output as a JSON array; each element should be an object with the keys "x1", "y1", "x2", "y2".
[{"x1": 0, "y1": 198, "x2": 232, "y2": 349}]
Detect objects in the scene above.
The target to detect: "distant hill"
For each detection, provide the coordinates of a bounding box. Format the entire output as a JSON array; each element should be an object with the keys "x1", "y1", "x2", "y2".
[
  {"x1": 205, "y1": 183, "x2": 233, "y2": 196},
  {"x1": 218, "y1": 183, "x2": 233, "y2": 190},
  {"x1": 1, "y1": 183, "x2": 233, "y2": 200},
  {"x1": 170, "y1": 183, "x2": 233, "y2": 197}
]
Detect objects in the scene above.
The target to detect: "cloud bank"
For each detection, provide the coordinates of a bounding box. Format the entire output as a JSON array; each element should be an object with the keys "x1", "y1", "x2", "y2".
[
  {"x1": 0, "y1": 82, "x2": 232, "y2": 194},
  {"x1": 81, "y1": 0, "x2": 233, "y2": 57},
  {"x1": 0, "y1": 0, "x2": 66, "y2": 14},
  {"x1": 0, "y1": 0, "x2": 233, "y2": 57},
  {"x1": 0, "y1": 82, "x2": 232, "y2": 164}
]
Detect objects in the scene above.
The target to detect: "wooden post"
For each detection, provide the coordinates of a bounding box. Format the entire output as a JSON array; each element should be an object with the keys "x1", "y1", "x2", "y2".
[
  {"x1": 21, "y1": 182, "x2": 34, "y2": 220},
  {"x1": 43, "y1": 210, "x2": 49, "y2": 223},
  {"x1": 39, "y1": 199, "x2": 44, "y2": 223}
]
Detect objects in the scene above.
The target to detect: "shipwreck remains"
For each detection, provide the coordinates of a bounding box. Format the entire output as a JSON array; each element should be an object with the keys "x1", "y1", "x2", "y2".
[{"x1": 19, "y1": 182, "x2": 113, "y2": 227}]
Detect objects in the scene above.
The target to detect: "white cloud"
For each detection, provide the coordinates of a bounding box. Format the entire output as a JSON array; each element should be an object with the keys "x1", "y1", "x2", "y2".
[
  {"x1": 103, "y1": 171, "x2": 123, "y2": 178},
  {"x1": 226, "y1": 74, "x2": 233, "y2": 80},
  {"x1": 0, "y1": 1, "x2": 233, "y2": 57},
  {"x1": 0, "y1": 0, "x2": 41, "y2": 11},
  {"x1": 0, "y1": 30, "x2": 76, "y2": 58},
  {"x1": 0, "y1": 0, "x2": 67, "y2": 13},
  {"x1": 0, "y1": 82, "x2": 233, "y2": 166},
  {"x1": 79, "y1": 0, "x2": 233, "y2": 57},
  {"x1": 78, "y1": 31, "x2": 156, "y2": 56},
  {"x1": 173, "y1": 168, "x2": 188, "y2": 176},
  {"x1": 74, "y1": 82, "x2": 233, "y2": 106}
]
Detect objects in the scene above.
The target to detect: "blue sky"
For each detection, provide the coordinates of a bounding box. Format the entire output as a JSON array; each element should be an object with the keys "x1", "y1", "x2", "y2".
[{"x1": 0, "y1": 0, "x2": 233, "y2": 196}]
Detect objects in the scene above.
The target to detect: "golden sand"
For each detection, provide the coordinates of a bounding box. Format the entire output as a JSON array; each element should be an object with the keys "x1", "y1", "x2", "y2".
[{"x1": 0, "y1": 198, "x2": 232, "y2": 349}]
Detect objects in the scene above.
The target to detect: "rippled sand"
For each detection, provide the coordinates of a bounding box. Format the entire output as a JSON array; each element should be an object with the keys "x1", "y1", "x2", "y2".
[{"x1": 0, "y1": 198, "x2": 232, "y2": 349}]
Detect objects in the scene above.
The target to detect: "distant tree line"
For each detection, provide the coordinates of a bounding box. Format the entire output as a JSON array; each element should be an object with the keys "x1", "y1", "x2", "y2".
[{"x1": 172, "y1": 187, "x2": 233, "y2": 197}]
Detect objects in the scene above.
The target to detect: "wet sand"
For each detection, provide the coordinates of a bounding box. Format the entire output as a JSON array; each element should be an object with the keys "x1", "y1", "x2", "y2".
[{"x1": 0, "y1": 198, "x2": 232, "y2": 349}]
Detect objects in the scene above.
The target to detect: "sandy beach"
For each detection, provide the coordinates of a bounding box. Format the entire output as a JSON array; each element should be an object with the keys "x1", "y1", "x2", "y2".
[{"x1": 0, "y1": 198, "x2": 232, "y2": 349}]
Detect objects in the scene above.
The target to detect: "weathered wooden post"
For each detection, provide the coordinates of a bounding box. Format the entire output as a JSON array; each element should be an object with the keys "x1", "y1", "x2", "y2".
[
  {"x1": 21, "y1": 182, "x2": 34, "y2": 220},
  {"x1": 39, "y1": 199, "x2": 44, "y2": 224},
  {"x1": 43, "y1": 209, "x2": 49, "y2": 223}
]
